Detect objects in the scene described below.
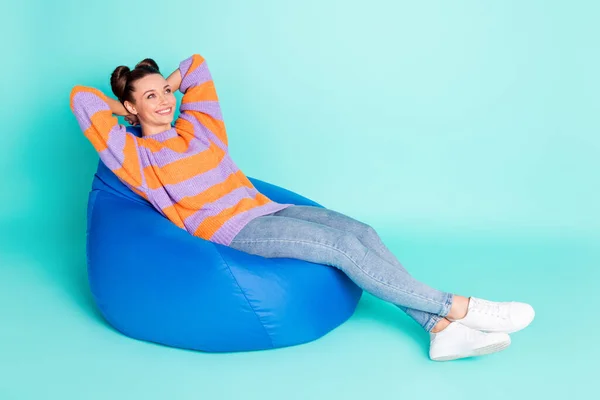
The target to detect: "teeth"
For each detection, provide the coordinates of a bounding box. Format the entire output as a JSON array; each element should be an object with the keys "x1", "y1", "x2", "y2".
[{"x1": 157, "y1": 108, "x2": 171, "y2": 114}]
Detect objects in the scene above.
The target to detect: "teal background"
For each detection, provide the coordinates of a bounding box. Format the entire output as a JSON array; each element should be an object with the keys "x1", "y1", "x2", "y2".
[{"x1": 1, "y1": 0, "x2": 598, "y2": 398}]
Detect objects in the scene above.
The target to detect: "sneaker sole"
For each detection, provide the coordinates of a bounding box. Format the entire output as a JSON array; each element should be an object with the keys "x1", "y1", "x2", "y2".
[{"x1": 430, "y1": 339, "x2": 511, "y2": 362}]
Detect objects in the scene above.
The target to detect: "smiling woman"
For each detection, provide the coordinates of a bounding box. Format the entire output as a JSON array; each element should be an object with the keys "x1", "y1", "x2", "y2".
[{"x1": 69, "y1": 53, "x2": 294, "y2": 246}]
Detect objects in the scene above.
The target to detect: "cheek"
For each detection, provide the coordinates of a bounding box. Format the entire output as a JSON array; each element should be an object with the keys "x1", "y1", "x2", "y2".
[{"x1": 140, "y1": 102, "x2": 156, "y2": 118}]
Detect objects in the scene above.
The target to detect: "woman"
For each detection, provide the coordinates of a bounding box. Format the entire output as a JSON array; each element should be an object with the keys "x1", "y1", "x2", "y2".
[{"x1": 70, "y1": 53, "x2": 535, "y2": 361}]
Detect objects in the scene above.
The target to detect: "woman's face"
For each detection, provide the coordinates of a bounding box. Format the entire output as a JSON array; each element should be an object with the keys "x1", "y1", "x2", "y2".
[{"x1": 125, "y1": 73, "x2": 177, "y2": 127}]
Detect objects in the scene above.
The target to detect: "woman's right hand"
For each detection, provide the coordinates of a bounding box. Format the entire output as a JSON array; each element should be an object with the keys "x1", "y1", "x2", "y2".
[{"x1": 124, "y1": 114, "x2": 140, "y2": 126}]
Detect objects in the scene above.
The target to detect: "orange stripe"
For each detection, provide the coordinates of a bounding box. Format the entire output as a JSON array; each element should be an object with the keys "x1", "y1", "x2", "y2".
[
  {"x1": 194, "y1": 193, "x2": 272, "y2": 238},
  {"x1": 237, "y1": 173, "x2": 256, "y2": 189},
  {"x1": 83, "y1": 110, "x2": 144, "y2": 188},
  {"x1": 83, "y1": 110, "x2": 119, "y2": 152},
  {"x1": 174, "y1": 117, "x2": 196, "y2": 142},
  {"x1": 73, "y1": 86, "x2": 117, "y2": 154},
  {"x1": 188, "y1": 54, "x2": 205, "y2": 75},
  {"x1": 160, "y1": 204, "x2": 186, "y2": 229},
  {"x1": 177, "y1": 170, "x2": 251, "y2": 209},
  {"x1": 140, "y1": 133, "x2": 192, "y2": 153},
  {"x1": 159, "y1": 170, "x2": 251, "y2": 228},
  {"x1": 181, "y1": 80, "x2": 228, "y2": 147},
  {"x1": 70, "y1": 85, "x2": 108, "y2": 111},
  {"x1": 119, "y1": 134, "x2": 143, "y2": 186},
  {"x1": 161, "y1": 203, "x2": 197, "y2": 227},
  {"x1": 194, "y1": 112, "x2": 228, "y2": 148},
  {"x1": 182, "y1": 80, "x2": 219, "y2": 103},
  {"x1": 142, "y1": 141, "x2": 226, "y2": 190}
]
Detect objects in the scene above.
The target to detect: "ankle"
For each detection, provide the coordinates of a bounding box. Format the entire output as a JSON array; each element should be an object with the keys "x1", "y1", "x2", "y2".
[
  {"x1": 430, "y1": 318, "x2": 451, "y2": 333},
  {"x1": 447, "y1": 295, "x2": 470, "y2": 320}
]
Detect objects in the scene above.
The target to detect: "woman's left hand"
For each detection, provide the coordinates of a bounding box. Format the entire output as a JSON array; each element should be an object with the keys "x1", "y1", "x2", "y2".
[{"x1": 125, "y1": 114, "x2": 140, "y2": 126}]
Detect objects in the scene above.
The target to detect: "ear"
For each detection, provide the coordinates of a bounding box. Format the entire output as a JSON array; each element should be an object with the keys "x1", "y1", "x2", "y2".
[{"x1": 124, "y1": 100, "x2": 137, "y2": 115}]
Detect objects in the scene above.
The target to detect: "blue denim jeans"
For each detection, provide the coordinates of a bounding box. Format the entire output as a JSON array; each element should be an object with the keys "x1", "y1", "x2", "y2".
[{"x1": 229, "y1": 205, "x2": 453, "y2": 332}]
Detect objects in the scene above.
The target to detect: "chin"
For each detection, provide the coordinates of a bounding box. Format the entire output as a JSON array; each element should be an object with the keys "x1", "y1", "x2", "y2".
[{"x1": 157, "y1": 117, "x2": 174, "y2": 125}]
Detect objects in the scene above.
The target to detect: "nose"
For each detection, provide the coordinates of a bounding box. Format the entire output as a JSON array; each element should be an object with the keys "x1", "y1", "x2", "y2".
[{"x1": 157, "y1": 94, "x2": 170, "y2": 107}]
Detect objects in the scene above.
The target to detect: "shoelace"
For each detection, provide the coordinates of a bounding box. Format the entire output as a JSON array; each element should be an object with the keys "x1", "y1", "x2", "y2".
[{"x1": 473, "y1": 299, "x2": 509, "y2": 320}]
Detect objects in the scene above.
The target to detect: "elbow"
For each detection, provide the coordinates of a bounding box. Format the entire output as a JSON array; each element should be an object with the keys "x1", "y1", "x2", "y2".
[{"x1": 70, "y1": 85, "x2": 89, "y2": 109}]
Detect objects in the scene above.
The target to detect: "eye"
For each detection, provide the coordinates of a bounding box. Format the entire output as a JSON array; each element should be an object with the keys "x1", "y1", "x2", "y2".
[
  {"x1": 165, "y1": 88, "x2": 172, "y2": 94},
  {"x1": 147, "y1": 93, "x2": 155, "y2": 99}
]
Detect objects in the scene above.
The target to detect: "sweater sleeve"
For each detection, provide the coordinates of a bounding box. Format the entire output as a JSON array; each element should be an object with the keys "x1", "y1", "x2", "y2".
[
  {"x1": 70, "y1": 86, "x2": 147, "y2": 195},
  {"x1": 176, "y1": 54, "x2": 228, "y2": 148}
]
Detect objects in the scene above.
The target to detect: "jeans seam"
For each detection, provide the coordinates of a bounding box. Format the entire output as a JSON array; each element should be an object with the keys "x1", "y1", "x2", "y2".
[{"x1": 231, "y1": 238, "x2": 446, "y2": 309}]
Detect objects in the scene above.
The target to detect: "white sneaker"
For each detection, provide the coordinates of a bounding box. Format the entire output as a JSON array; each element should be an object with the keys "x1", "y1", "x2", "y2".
[
  {"x1": 450, "y1": 297, "x2": 535, "y2": 334},
  {"x1": 429, "y1": 322, "x2": 511, "y2": 361}
]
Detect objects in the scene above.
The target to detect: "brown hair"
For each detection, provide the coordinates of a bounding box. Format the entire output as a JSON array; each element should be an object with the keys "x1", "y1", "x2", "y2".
[{"x1": 110, "y1": 58, "x2": 161, "y2": 104}]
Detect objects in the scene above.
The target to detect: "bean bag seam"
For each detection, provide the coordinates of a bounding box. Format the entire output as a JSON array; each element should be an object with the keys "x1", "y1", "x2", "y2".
[{"x1": 213, "y1": 248, "x2": 275, "y2": 349}]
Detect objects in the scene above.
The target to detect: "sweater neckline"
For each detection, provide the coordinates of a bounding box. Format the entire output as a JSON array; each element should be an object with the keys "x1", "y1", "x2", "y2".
[{"x1": 141, "y1": 126, "x2": 178, "y2": 141}]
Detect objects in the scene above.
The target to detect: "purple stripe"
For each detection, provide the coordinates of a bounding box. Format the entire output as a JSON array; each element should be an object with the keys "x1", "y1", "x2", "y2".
[
  {"x1": 98, "y1": 149, "x2": 122, "y2": 171},
  {"x1": 211, "y1": 202, "x2": 295, "y2": 246},
  {"x1": 146, "y1": 152, "x2": 244, "y2": 207},
  {"x1": 179, "y1": 111, "x2": 227, "y2": 152},
  {"x1": 72, "y1": 91, "x2": 146, "y2": 189},
  {"x1": 180, "y1": 100, "x2": 223, "y2": 120},
  {"x1": 97, "y1": 125, "x2": 147, "y2": 188},
  {"x1": 144, "y1": 127, "x2": 178, "y2": 142},
  {"x1": 184, "y1": 186, "x2": 261, "y2": 233},
  {"x1": 179, "y1": 56, "x2": 194, "y2": 79},
  {"x1": 180, "y1": 59, "x2": 212, "y2": 93},
  {"x1": 104, "y1": 124, "x2": 126, "y2": 165},
  {"x1": 72, "y1": 91, "x2": 110, "y2": 132},
  {"x1": 148, "y1": 135, "x2": 211, "y2": 168}
]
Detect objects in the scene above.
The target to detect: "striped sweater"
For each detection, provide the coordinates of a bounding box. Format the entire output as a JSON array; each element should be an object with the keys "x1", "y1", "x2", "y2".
[{"x1": 70, "y1": 53, "x2": 293, "y2": 246}]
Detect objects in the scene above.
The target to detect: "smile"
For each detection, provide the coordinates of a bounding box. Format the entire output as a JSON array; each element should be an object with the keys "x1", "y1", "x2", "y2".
[{"x1": 156, "y1": 108, "x2": 172, "y2": 115}]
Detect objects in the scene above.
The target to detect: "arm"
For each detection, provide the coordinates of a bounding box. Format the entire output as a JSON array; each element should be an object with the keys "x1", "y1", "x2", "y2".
[
  {"x1": 166, "y1": 68, "x2": 182, "y2": 93},
  {"x1": 70, "y1": 85, "x2": 147, "y2": 195},
  {"x1": 105, "y1": 96, "x2": 128, "y2": 117},
  {"x1": 174, "y1": 54, "x2": 228, "y2": 148},
  {"x1": 105, "y1": 95, "x2": 143, "y2": 126}
]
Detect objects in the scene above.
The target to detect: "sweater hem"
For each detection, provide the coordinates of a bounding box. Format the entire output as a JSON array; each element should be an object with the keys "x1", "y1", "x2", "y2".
[{"x1": 213, "y1": 202, "x2": 295, "y2": 247}]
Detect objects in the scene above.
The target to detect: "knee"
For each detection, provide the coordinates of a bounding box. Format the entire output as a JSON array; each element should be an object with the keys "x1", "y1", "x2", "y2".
[
  {"x1": 335, "y1": 230, "x2": 361, "y2": 248},
  {"x1": 361, "y1": 224, "x2": 380, "y2": 242},
  {"x1": 333, "y1": 232, "x2": 368, "y2": 259}
]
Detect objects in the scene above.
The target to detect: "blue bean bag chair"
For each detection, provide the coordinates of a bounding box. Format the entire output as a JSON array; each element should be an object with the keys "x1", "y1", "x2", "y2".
[{"x1": 86, "y1": 125, "x2": 362, "y2": 352}]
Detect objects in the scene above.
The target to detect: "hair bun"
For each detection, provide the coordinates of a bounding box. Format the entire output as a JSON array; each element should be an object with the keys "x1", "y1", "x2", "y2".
[
  {"x1": 135, "y1": 58, "x2": 160, "y2": 73},
  {"x1": 110, "y1": 65, "x2": 131, "y2": 102}
]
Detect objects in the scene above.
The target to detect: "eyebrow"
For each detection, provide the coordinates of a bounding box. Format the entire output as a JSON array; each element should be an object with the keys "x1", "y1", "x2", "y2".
[{"x1": 143, "y1": 85, "x2": 170, "y2": 96}]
